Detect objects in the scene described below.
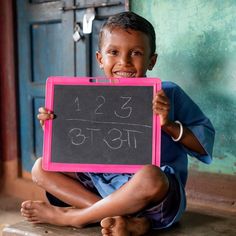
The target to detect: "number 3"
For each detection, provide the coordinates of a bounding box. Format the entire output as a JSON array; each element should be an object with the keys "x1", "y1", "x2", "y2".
[{"x1": 114, "y1": 96, "x2": 132, "y2": 118}]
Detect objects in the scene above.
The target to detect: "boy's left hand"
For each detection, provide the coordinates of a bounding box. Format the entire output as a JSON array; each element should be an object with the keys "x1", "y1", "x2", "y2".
[{"x1": 152, "y1": 89, "x2": 170, "y2": 126}]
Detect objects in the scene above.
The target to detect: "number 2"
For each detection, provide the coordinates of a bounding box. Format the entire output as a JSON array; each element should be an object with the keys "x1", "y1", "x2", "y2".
[{"x1": 95, "y1": 96, "x2": 105, "y2": 115}]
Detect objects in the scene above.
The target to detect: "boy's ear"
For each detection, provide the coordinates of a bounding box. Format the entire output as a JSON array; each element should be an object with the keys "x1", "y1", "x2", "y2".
[
  {"x1": 148, "y1": 53, "x2": 158, "y2": 70},
  {"x1": 96, "y1": 51, "x2": 103, "y2": 69}
]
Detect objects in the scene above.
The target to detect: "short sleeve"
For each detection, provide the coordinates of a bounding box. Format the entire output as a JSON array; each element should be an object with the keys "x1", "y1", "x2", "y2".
[{"x1": 170, "y1": 83, "x2": 215, "y2": 164}]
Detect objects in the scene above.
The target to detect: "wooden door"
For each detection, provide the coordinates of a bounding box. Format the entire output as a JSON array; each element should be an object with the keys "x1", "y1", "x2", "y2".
[{"x1": 16, "y1": 0, "x2": 128, "y2": 175}]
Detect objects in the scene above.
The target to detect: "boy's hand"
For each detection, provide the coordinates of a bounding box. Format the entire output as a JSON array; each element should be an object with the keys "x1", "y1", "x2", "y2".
[
  {"x1": 152, "y1": 90, "x2": 170, "y2": 126},
  {"x1": 37, "y1": 107, "x2": 54, "y2": 130}
]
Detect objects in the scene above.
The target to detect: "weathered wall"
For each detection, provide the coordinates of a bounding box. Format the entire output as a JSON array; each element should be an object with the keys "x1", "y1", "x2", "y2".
[{"x1": 131, "y1": 0, "x2": 236, "y2": 175}]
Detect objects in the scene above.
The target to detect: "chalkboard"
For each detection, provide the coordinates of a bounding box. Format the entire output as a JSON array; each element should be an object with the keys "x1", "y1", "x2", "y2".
[{"x1": 43, "y1": 77, "x2": 161, "y2": 173}]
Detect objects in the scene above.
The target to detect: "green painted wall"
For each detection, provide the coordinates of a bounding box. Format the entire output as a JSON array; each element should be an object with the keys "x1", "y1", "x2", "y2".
[{"x1": 131, "y1": 0, "x2": 236, "y2": 175}]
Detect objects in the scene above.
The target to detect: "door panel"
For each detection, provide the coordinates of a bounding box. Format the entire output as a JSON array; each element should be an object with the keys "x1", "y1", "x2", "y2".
[
  {"x1": 32, "y1": 22, "x2": 70, "y2": 82},
  {"x1": 16, "y1": 0, "x2": 128, "y2": 174},
  {"x1": 75, "y1": 0, "x2": 127, "y2": 77},
  {"x1": 17, "y1": 0, "x2": 74, "y2": 172}
]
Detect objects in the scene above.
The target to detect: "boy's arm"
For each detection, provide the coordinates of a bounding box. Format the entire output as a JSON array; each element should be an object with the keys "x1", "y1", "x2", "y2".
[
  {"x1": 153, "y1": 90, "x2": 206, "y2": 155},
  {"x1": 37, "y1": 107, "x2": 54, "y2": 131},
  {"x1": 162, "y1": 121, "x2": 206, "y2": 155}
]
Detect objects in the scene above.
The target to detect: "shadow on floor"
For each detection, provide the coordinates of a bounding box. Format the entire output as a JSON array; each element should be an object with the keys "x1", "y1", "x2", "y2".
[{"x1": 148, "y1": 210, "x2": 236, "y2": 236}]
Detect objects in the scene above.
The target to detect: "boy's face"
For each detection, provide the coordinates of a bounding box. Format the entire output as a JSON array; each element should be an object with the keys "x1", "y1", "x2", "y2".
[{"x1": 96, "y1": 28, "x2": 157, "y2": 78}]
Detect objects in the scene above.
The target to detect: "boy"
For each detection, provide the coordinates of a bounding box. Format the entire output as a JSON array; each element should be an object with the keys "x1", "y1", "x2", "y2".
[{"x1": 21, "y1": 12, "x2": 215, "y2": 236}]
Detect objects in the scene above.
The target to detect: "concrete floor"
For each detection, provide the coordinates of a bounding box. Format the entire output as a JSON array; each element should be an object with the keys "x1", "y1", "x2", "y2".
[
  {"x1": 0, "y1": 194, "x2": 236, "y2": 236},
  {"x1": 0, "y1": 194, "x2": 22, "y2": 236}
]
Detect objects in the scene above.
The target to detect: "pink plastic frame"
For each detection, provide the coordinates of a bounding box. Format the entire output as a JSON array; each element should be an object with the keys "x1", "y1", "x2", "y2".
[{"x1": 43, "y1": 77, "x2": 161, "y2": 173}]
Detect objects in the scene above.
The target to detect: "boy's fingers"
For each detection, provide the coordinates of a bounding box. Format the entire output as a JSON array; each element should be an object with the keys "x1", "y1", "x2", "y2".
[
  {"x1": 155, "y1": 89, "x2": 166, "y2": 98},
  {"x1": 37, "y1": 107, "x2": 54, "y2": 121},
  {"x1": 153, "y1": 99, "x2": 170, "y2": 112},
  {"x1": 38, "y1": 107, "x2": 47, "y2": 113},
  {"x1": 39, "y1": 120, "x2": 44, "y2": 127},
  {"x1": 153, "y1": 91, "x2": 170, "y2": 106},
  {"x1": 37, "y1": 113, "x2": 54, "y2": 120},
  {"x1": 38, "y1": 107, "x2": 53, "y2": 114},
  {"x1": 154, "y1": 94, "x2": 169, "y2": 104}
]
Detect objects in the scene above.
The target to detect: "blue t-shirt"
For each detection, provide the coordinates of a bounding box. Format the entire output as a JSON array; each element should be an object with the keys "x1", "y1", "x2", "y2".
[{"x1": 88, "y1": 81, "x2": 215, "y2": 200}]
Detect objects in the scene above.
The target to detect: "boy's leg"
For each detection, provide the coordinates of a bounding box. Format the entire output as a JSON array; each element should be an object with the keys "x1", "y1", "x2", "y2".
[
  {"x1": 21, "y1": 164, "x2": 169, "y2": 232},
  {"x1": 29, "y1": 158, "x2": 101, "y2": 208}
]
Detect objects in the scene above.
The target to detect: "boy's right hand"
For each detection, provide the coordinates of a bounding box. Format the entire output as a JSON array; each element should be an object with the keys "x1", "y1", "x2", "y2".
[{"x1": 37, "y1": 107, "x2": 54, "y2": 130}]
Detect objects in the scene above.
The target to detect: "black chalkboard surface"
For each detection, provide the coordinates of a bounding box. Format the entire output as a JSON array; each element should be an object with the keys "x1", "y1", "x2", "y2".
[{"x1": 43, "y1": 77, "x2": 161, "y2": 173}]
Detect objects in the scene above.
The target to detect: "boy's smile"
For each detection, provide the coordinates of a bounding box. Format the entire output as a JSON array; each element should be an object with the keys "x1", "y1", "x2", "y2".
[{"x1": 96, "y1": 28, "x2": 157, "y2": 78}]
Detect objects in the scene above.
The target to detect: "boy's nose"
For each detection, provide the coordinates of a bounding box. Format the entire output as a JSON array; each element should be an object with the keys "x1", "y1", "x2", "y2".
[{"x1": 119, "y1": 54, "x2": 132, "y2": 65}]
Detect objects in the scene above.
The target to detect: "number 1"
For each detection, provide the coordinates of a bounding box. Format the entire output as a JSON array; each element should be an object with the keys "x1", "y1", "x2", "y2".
[{"x1": 75, "y1": 96, "x2": 80, "y2": 111}]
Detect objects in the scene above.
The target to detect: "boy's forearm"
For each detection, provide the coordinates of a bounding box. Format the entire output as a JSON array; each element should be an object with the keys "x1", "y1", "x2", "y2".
[{"x1": 162, "y1": 121, "x2": 207, "y2": 155}]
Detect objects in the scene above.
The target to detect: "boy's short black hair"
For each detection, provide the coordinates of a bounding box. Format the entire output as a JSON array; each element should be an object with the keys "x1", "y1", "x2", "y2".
[{"x1": 98, "y1": 11, "x2": 156, "y2": 56}]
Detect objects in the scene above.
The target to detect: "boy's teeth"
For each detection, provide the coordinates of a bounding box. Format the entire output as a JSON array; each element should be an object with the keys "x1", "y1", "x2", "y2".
[{"x1": 115, "y1": 72, "x2": 135, "y2": 77}]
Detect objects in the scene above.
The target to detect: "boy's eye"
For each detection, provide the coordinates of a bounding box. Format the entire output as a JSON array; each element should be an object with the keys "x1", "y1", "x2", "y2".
[
  {"x1": 107, "y1": 49, "x2": 118, "y2": 56},
  {"x1": 131, "y1": 50, "x2": 143, "y2": 56}
]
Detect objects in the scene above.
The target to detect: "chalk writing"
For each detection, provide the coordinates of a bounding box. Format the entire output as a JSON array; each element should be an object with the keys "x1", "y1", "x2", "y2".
[
  {"x1": 74, "y1": 96, "x2": 81, "y2": 111},
  {"x1": 103, "y1": 128, "x2": 142, "y2": 150},
  {"x1": 67, "y1": 94, "x2": 150, "y2": 151},
  {"x1": 68, "y1": 128, "x2": 86, "y2": 145},
  {"x1": 74, "y1": 95, "x2": 134, "y2": 119},
  {"x1": 68, "y1": 126, "x2": 143, "y2": 150},
  {"x1": 95, "y1": 96, "x2": 105, "y2": 115},
  {"x1": 114, "y1": 96, "x2": 132, "y2": 118},
  {"x1": 66, "y1": 119, "x2": 151, "y2": 129}
]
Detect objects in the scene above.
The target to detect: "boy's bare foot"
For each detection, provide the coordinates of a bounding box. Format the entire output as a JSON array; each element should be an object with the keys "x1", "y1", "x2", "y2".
[
  {"x1": 21, "y1": 200, "x2": 70, "y2": 226},
  {"x1": 101, "y1": 216, "x2": 151, "y2": 236}
]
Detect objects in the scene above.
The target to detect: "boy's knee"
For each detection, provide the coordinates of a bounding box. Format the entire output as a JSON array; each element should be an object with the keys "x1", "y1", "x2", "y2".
[
  {"x1": 31, "y1": 157, "x2": 45, "y2": 186},
  {"x1": 138, "y1": 165, "x2": 169, "y2": 201}
]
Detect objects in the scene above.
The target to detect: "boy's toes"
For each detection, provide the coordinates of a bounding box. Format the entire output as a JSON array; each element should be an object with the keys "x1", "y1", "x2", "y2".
[
  {"x1": 21, "y1": 200, "x2": 33, "y2": 209},
  {"x1": 101, "y1": 227, "x2": 111, "y2": 235},
  {"x1": 101, "y1": 217, "x2": 115, "y2": 228}
]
